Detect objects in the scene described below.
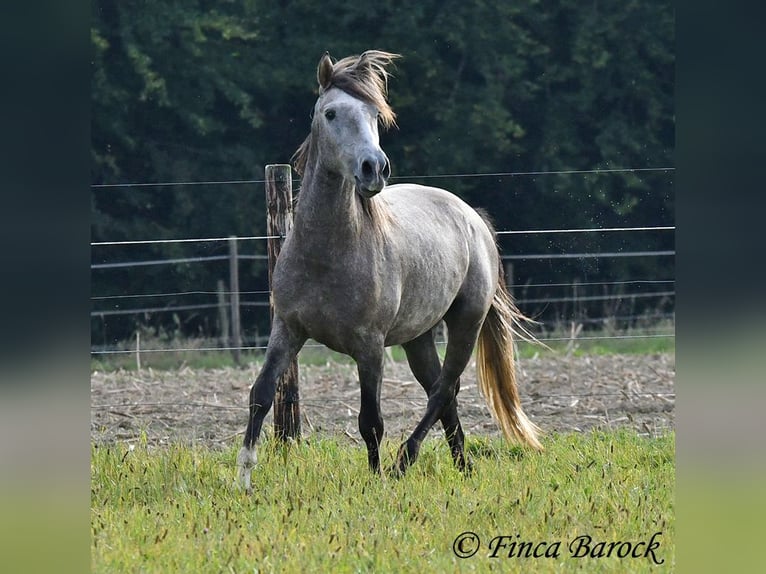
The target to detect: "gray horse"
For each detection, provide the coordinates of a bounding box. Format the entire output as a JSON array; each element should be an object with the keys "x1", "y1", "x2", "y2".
[{"x1": 238, "y1": 51, "x2": 541, "y2": 491}]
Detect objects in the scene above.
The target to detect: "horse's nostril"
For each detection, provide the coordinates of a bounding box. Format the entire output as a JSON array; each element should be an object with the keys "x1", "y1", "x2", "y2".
[{"x1": 361, "y1": 160, "x2": 374, "y2": 179}]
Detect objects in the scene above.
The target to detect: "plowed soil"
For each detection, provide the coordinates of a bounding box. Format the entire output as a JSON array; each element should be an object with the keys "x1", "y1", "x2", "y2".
[{"x1": 91, "y1": 353, "x2": 674, "y2": 447}]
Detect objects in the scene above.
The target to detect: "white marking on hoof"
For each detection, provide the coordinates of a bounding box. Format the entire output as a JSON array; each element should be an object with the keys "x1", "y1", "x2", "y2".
[{"x1": 237, "y1": 445, "x2": 258, "y2": 493}]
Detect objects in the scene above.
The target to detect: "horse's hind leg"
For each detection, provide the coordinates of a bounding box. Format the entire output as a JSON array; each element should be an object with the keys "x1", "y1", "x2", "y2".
[
  {"x1": 402, "y1": 329, "x2": 470, "y2": 472},
  {"x1": 395, "y1": 302, "x2": 485, "y2": 476},
  {"x1": 238, "y1": 317, "x2": 305, "y2": 492}
]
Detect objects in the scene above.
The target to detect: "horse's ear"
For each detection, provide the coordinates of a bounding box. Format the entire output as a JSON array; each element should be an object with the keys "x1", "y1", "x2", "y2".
[{"x1": 317, "y1": 52, "x2": 333, "y2": 91}]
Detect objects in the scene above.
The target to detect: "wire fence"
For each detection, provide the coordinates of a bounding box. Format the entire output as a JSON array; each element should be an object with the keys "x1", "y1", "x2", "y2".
[
  {"x1": 90, "y1": 249, "x2": 675, "y2": 353},
  {"x1": 91, "y1": 166, "x2": 674, "y2": 357},
  {"x1": 90, "y1": 291, "x2": 674, "y2": 319},
  {"x1": 90, "y1": 225, "x2": 674, "y2": 249},
  {"x1": 90, "y1": 331, "x2": 675, "y2": 357},
  {"x1": 90, "y1": 165, "x2": 674, "y2": 189}
]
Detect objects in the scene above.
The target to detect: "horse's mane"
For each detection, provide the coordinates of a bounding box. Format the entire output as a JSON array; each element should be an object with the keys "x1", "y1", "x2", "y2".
[{"x1": 292, "y1": 51, "x2": 400, "y2": 175}]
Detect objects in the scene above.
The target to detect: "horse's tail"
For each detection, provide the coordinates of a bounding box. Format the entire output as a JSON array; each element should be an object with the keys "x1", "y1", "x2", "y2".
[{"x1": 476, "y1": 277, "x2": 544, "y2": 451}]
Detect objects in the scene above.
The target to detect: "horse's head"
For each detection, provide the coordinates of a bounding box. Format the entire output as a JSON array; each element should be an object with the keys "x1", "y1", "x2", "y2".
[
  {"x1": 305, "y1": 51, "x2": 399, "y2": 199},
  {"x1": 312, "y1": 85, "x2": 390, "y2": 198}
]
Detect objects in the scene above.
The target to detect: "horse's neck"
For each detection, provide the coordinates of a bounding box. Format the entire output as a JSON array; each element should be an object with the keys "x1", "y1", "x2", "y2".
[{"x1": 293, "y1": 167, "x2": 372, "y2": 247}]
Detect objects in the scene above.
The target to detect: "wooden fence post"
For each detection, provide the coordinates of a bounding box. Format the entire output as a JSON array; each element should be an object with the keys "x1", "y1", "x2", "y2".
[
  {"x1": 505, "y1": 262, "x2": 515, "y2": 298},
  {"x1": 228, "y1": 236, "x2": 242, "y2": 365},
  {"x1": 216, "y1": 279, "x2": 230, "y2": 349},
  {"x1": 266, "y1": 164, "x2": 301, "y2": 440}
]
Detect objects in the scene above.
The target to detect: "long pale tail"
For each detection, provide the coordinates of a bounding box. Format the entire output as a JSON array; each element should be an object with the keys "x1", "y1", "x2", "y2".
[{"x1": 476, "y1": 282, "x2": 543, "y2": 450}]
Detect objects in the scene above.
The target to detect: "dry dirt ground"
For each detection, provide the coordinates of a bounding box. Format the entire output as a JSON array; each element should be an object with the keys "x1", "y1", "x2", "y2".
[{"x1": 91, "y1": 353, "x2": 674, "y2": 448}]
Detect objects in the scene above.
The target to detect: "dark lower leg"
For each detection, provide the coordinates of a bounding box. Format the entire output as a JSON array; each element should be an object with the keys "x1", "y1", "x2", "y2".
[
  {"x1": 243, "y1": 322, "x2": 305, "y2": 449},
  {"x1": 359, "y1": 410, "x2": 383, "y2": 472},
  {"x1": 356, "y1": 349, "x2": 385, "y2": 473},
  {"x1": 441, "y1": 390, "x2": 469, "y2": 472},
  {"x1": 403, "y1": 331, "x2": 468, "y2": 471},
  {"x1": 394, "y1": 378, "x2": 457, "y2": 474},
  {"x1": 396, "y1": 314, "x2": 483, "y2": 475},
  {"x1": 238, "y1": 320, "x2": 305, "y2": 491}
]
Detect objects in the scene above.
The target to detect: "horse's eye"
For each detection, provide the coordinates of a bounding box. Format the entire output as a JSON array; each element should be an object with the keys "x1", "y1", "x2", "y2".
[{"x1": 324, "y1": 109, "x2": 336, "y2": 121}]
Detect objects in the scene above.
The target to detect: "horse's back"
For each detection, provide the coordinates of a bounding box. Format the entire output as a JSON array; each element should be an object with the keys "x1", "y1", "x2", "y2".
[
  {"x1": 381, "y1": 182, "x2": 476, "y2": 213},
  {"x1": 381, "y1": 183, "x2": 496, "y2": 258},
  {"x1": 378, "y1": 183, "x2": 499, "y2": 344}
]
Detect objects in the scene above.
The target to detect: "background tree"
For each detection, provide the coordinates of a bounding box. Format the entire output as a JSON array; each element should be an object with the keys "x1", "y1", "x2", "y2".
[{"x1": 91, "y1": 0, "x2": 674, "y2": 344}]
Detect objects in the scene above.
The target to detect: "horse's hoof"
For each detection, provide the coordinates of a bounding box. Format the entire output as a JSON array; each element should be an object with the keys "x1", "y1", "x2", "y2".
[
  {"x1": 460, "y1": 456, "x2": 475, "y2": 477},
  {"x1": 387, "y1": 463, "x2": 406, "y2": 480},
  {"x1": 388, "y1": 444, "x2": 413, "y2": 478},
  {"x1": 237, "y1": 446, "x2": 258, "y2": 492}
]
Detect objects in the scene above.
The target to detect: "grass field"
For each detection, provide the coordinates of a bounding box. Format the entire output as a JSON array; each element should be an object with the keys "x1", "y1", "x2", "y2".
[{"x1": 91, "y1": 430, "x2": 674, "y2": 572}]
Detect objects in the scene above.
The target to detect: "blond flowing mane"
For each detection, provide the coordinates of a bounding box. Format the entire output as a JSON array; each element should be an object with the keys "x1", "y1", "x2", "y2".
[{"x1": 292, "y1": 51, "x2": 400, "y2": 175}]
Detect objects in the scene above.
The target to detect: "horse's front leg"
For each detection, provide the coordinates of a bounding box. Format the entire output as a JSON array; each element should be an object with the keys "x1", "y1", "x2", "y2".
[
  {"x1": 238, "y1": 318, "x2": 305, "y2": 492},
  {"x1": 354, "y1": 345, "x2": 385, "y2": 473}
]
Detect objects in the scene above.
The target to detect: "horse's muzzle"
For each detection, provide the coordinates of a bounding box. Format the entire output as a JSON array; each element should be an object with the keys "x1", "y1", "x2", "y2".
[{"x1": 355, "y1": 151, "x2": 390, "y2": 197}]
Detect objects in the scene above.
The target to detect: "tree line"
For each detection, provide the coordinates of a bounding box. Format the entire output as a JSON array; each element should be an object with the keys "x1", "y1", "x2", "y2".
[{"x1": 91, "y1": 0, "x2": 674, "y2": 344}]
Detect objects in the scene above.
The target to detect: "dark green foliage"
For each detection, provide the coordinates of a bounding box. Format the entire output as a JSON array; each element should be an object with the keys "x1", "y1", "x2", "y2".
[{"x1": 91, "y1": 0, "x2": 674, "y2": 343}]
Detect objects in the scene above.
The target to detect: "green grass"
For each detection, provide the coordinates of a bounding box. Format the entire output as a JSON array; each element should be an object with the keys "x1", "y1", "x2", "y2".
[
  {"x1": 538, "y1": 335, "x2": 674, "y2": 358},
  {"x1": 91, "y1": 430, "x2": 674, "y2": 572},
  {"x1": 91, "y1": 320, "x2": 674, "y2": 372}
]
